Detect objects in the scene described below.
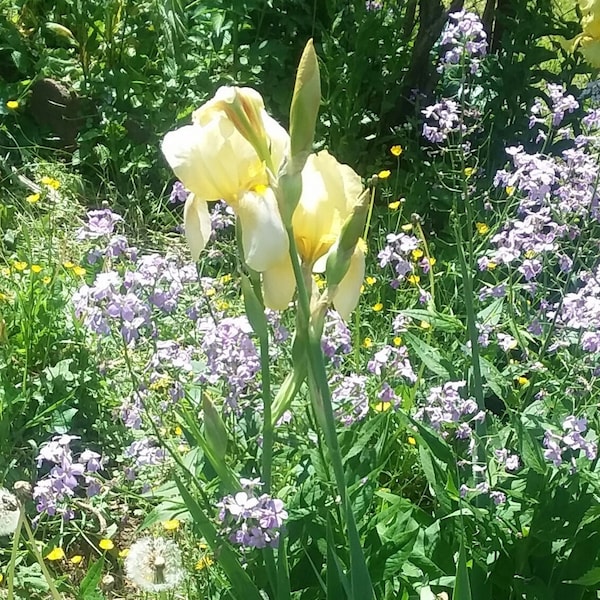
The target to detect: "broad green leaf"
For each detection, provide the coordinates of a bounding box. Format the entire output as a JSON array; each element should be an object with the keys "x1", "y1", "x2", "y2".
[
  {"x1": 404, "y1": 332, "x2": 450, "y2": 378},
  {"x1": 241, "y1": 274, "x2": 268, "y2": 339},
  {"x1": 78, "y1": 557, "x2": 104, "y2": 600},
  {"x1": 401, "y1": 309, "x2": 464, "y2": 332},
  {"x1": 566, "y1": 566, "x2": 600, "y2": 586},
  {"x1": 203, "y1": 393, "x2": 228, "y2": 459}
]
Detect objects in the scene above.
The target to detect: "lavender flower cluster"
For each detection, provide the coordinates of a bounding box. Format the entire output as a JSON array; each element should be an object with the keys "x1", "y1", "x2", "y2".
[
  {"x1": 33, "y1": 434, "x2": 103, "y2": 519},
  {"x1": 415, "y1": 381, "x2": 485, "y2": 448},
  {"x1": 543, "y1": 416, "x2": 597, "y2": 468},
  {"x1": 321, "y1": 311, "x2": 352, "y2": 367},
  {"x1": 198, "y1": 316, "x2": 261, "y2": 413},
  {"x1": 438, "y1": 11, "x2": 488, "y2": 73},
  {"x1": 218, "y1": 480, "x2": 288, "y2": 549},
  {"x1": 73, "y1": 253, "x2": 197, "y2": 345},
  {"x1": 331, "y1": 373, "x2": 369, "y2": 426},
  {"x1": 378, "y1": 233, "x2": 427, "y2": 289}
]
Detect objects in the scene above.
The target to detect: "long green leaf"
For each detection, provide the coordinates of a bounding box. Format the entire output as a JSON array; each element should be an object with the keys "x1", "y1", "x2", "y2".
[{"x1": 454, "y1": 541, "x2": 472, "y2": 600}]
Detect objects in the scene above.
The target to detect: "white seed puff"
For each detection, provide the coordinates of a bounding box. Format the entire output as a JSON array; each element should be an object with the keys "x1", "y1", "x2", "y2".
[{"x1": 0, "y1": 488, "x2": 20, "y2": 536}]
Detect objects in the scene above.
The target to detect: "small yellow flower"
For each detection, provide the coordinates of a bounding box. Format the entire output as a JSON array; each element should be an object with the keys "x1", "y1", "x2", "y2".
[
  {"x1": 407, "y1": 436, "x2": 417, "y2": 446},
  {"x1": 464, "y1": 167, "x2": 475, "y2": 178},
  {"x1": 62, "y1": 261, "x2": 75, "y2": 269},
  {"x1": 506, "y1": 186, "x2": 515, "y2": 196},
  {"x1": 119, "y1": 548, "x2": 129, "y2": 558},
  {"x1": 486, "y1": 261, "x2": 497, "y2": 271},
  {"x1": 195, "y1": 555, "x2": 214, "y2": 570},
  {"x1": 42, "y1": 276, "x2": 51, "y2": 284},
  {"x1": 401, "y1": 223, "x2": 413, "y2": 232},
  {"x1": 220, "y1": 274, "x2": 232, "y2": 284},
  {"x1": 388, "y1": 200, "x2": 401, "y2": 210},
  {"x1": 46, "y1": 547, "x2": 65, "y2": 561},
  {"x1": 314, "y1": 274, "x2": 326, "y2": 290},
  {"x1": 72, "y1": 266, "x2": 86, "y2": 277},
  {"x1": 393, "y1": 336, "x2": 402, "y2": 346},
  {"x1": 26, "y1": 193, "x2": 40, "y2": 204},
  {"x1": 0, "y1": 573, "x2": 3, "y2": 584},
  {"x1": 372, "y1": 302, "x2": 384, "y2": 312},
  {"x1": 215, "y1": 299, "x2": 230, "y2": 311},
  {"x1": 70, "y1": 555, "x2": 84, "y2": 565},
  {"x1": 406, "y1": 274, "x2": 420, "y2": 285},
  {"x1": 363, "y1": 337, "x2": 373, "y2": 348},
  {"x1": 366, "y1": 276, "x2": 376, "y2": 286},
  {"x1": 41, "y1": 176, "x2": 60, "y2": 190},
  {"x1": 162, "y1": 519, "x2": 180, "y2": 531},
  {"x1": 174, "y1": 425, "x2": 183, "y2": 436},
  {"x1": 0, "y1": 292, "x2": 8, "y2": 301},
  {"x1": 6, "y1": 100, "x2": 19, "y2": 110},
  {"x1": 476, "y1": 222, "x2": 490, "y2": 235},
  {"x1": 31, "y1": 264, "x2": 43, "y2": 273},
  {"x1": 99, "y1": 539, "x2": 114, "y2": 551},
  {"x1": 428, "y1": 257, "x2": 437, "y2": 267},
  {"x1": 377, "y1": 170, "x2": 391, "y2": 179},
  {"x1": 516, "y1": 376, "x2": 529, "y2": 386},
  {"x1": 411, "y1": 248, "x2": 424, "y2": 260},
  {"x1": 524, "y1": 250, "x2": 536, "y2": 259},
  {"x1": 419, "y1": 320, "x2": 431, "y2": 329},
  {"x1": 373, "y1": 401, "x2": 391, "y2": 413},
  {"x1": 205, "y1": 287, "x2": 216, "y2": 297},
  {"x1": 390, "y1": 145, "x2": 403, "y2": 157},
  {"x1": 13, "y1": 261, "x2": 27, "y2": 271}
]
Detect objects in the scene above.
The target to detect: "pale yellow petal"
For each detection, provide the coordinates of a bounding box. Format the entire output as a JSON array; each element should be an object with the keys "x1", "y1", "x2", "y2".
[
  {"x1": 236, "y1": 187, "x2": 289, "y2": 272},
  {"x1": 262, "y1": 257, "x2": 296, "y2": 310},
  {"x1": 332, "y1": 243, "x2": 365, "y2": 320},
  {"x1": 183, "y1": 194, "x2": 212, "y2": 260}
]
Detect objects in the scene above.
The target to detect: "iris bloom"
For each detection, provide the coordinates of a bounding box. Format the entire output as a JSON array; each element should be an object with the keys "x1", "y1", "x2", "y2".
[
  {"x1": 161, "y1": 87, "x2": 290, "y2": 273},
  {"x1": 263, "y1": 150, "x2": 366, "y2": 319}
]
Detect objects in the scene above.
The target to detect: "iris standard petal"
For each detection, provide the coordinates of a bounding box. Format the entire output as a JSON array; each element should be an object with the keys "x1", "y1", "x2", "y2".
[
  {"x1": 236, "y1": 187, "x2": 289, "y2": 272},
  {"x1": 183, "y1": 194, "x2": 212, "y2": 260}
]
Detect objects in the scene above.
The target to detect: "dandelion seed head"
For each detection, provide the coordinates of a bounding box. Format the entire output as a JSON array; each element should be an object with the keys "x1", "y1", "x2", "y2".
[
  {"x1": 124, "y1": 536, "x2": 184, "y2": 592},
  {"x1": 0, "y1": 488, "x2": 20, "y2": 536}
]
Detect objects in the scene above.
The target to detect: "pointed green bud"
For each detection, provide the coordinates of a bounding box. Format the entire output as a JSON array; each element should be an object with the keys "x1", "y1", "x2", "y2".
[
  {"x1": 289, "y1": 39, "x2": 321, "y2": 164},
  {"x1": 325, "y1": 188, "x2": 370, "y2": 288}
]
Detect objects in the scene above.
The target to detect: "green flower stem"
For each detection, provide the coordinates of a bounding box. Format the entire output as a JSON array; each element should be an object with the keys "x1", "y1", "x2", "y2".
[
  {"x1": 259, "y1": 333, "x2": 274, "y2": 493},
  {"x1": 7, "y1": 506, "x2": 24, "y2": 600},
  {"x1": 305, "y1": 327, "x2": 374, "y2": 598},
  {"x1": 21, "y1": 517, "x2": 63, "y2": 600},
  {"x1": 413, "y1": 218, "x2": 436, "y2": 310}
]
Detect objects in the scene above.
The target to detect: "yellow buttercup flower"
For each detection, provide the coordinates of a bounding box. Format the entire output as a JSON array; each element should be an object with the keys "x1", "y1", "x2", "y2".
[
  {"x1": 6, "y1": 100, "x2": 19, "y2": 110},
  {"x1": 516, "y1": 376, "x2": 529, "y2": 386},
  {"x1": 393, "y1": 336, "x2": 402, "y2": 346},
  {"x1": 372, "y1": 302, "x2": 383, "y2": 312},
  {"x1": 46, "y1": 547, "x2": 65, "y2": 561},
  {"x1": 31, "y1": 264, "x2": 43, "y2": 273},
  {"x1": 388, "y1": 200, "x2": 401, "y2": 210},
  {"x1": 119, "y1": 548, "x2": 130, "y2": 558},
  {"x1": 363, "y1": 337, "x2": 373, "y2": 348},
  {"x1": 401, "y1": 223, "x2": 413, "y2": 232},
  {"x1": 411, "y1": 248, "x2": 424, "y2": 260},
  {"x1": 72, "y1": 266, "x2": 86, "y2": 277},
  {"x1": 26, "y1": 193, "x2": 40, "y2": 204},
  {"x1": 13, "y1": 261, "x2": 27, "y2": 271},
  {"x1": 174, "y1": 425, "x2": 183, "y2": 436},
  {"x1": 41, "y1": 176, "x2": 60, "y2": 190},
  {"x1": 476, "y1": 222, "x2": 490, "y2": 235},
  {"x1": 99, "y1": 539, "x2": 114, "y2": 551},
  {"x1": 162, "y1": 519, "x2": 181, "y2": 531},
  {"x1": 373, "y1": 401, "x2": 391, "y2": 413},
  {"x1": 377, "y1": 169, "x2": 391, "y2": 179},
  {"x1": 406, "y1": 274, "x2": 420, "y2": 285},
  {"x1": 390, "y1": 145, "x2": 403, "y2": 157},
  {"x1": 407, "y1": 436, "x2": 417, "y2": 446},
  {"x1": 366, "y1": 276, "x2": 376, "y2": 285},
  {"x1": 196, "y1": 555, "x2": 214, "y2": 570},
  {"x1": 464, "y1": 167, "x2": 475, "y2": 178},
  {"x1": 42, "y1": 276, "x2": 51, "y2": 284},
  {"x1": 506, "y1": 186, "x2": 515, "y2": 196},
  {"x1": 220, "y1": 274, "x2": 232, "y2": 284},
  {"x1": 487, "y1": 261, "x2": 497, "y2": 270},
  {"x1": 420, "y1": 320, "x2": 431, "y2": 329},
  {"x1": 62, "y1": 261, "x2": 75, "y2": 269},
  {"x1": 70, "y1": 555, "x2": 84, "y2": 565}
]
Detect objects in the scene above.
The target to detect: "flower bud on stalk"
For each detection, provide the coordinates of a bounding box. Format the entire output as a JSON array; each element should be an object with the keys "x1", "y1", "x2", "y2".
[{"x1": 325, "y1": 188, "x2": 370, "y2": 290}]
